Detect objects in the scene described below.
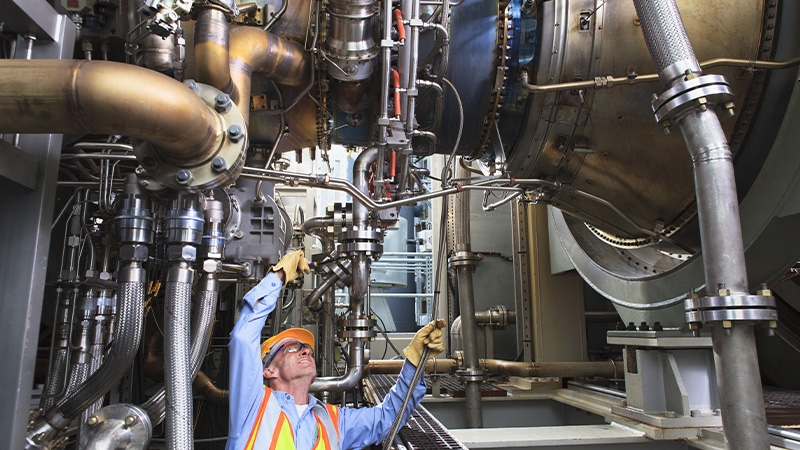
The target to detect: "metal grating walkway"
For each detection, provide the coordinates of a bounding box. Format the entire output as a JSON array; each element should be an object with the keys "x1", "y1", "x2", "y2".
[{"x1": 365, "y1": 374, "x2": 471, "y2": 449}]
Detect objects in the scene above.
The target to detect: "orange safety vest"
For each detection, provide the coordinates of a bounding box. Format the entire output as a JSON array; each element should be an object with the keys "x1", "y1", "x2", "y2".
[{"x1": 244, "y1": 386, "x2": 341, "y2": 450}]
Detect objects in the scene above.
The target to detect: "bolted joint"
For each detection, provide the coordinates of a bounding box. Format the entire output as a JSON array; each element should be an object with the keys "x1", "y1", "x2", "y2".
[
  {"x1": 175, "y1": 169, "x2": 192, "y2": 185},
  {"x1": 119, "y1": 244, "x2": 149, "y2": 262},
  {"x1": 227, "y1": 124, "x2": 244, "y2": 143},
  {"x1": 202, "y1": 259, "x2": 221, "y2": 273},
  {"x1": 211, "y1": 156, "x2": 227, "y2": 173},
  {"x1": 723, "y1": 101, "x2": 736, "y2": 117},
  {"x1": 124, "y1": 415, "x2": 137, "y2": 427},
  {"x1": 661, "y1": 120, "x2": 672, "y2": 135},
  {"x1": 184, "y1": 79, "x2": 199, "y2": 93},
  {"x1": 214, "y1": 93, "x2": 232, "y2": 112},
  {"x1": 86, "y1": 415, "x2": 99, "y2": 426},
  {"x1": 167, "y1": 244, "x2": 197, "y2": 262}
]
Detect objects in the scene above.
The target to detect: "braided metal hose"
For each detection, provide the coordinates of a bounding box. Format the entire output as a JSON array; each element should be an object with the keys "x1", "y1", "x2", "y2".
[
  {"x1": 381, "y1": 347, "x2": 429, "y2": 450},
  {"x1": 141, "y1": 275, "x2": 219, "y2": 426},
  {"x1": 164, "y1": 272, "x2": 194, "y2": 450},
  {"x1": 56, "y1": 268, "x2": 145, "y2": 418},
  {"x1": 632, "y1": 0, "x2": 699, "y2": 83},
  {"x1": 39, "y1": 348, "x2": 68, "y2": 411}
]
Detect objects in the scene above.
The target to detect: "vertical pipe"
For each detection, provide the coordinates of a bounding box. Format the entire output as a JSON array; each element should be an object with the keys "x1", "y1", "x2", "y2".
[
  {"x1": 164, "y1": 264, "x2": 195, "y2": 450},
  {"x1": 451, "y1": 161, "x2": 482, "y2": 428},
  {"x1": 633, "y1": 1, "x2": 767, "y2": 448},
  {"x1": 404, "y1": 0, "x2": 420, "y2": 134}
]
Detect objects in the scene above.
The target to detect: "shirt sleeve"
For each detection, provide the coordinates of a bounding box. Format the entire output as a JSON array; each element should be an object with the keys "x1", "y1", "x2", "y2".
[
  {"x1": 226, "y1": 272, "x2": 283, "y2": 449},
  {"x1": 336, "y1": 361, "x2": 427, "y2": 450}
]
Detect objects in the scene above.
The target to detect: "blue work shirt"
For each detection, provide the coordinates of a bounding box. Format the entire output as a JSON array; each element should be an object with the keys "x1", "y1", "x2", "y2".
[{"x1": 227, "y1": 272, "x2": 427, "y2": 450}]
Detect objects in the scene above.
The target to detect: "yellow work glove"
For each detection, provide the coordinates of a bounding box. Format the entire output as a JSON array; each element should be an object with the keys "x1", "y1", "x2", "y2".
[
  {"x1": 271, "y1": 250, "x2": 311, "y2": 284},
  {"x1": 402, "y1": 319, "x2": 447, "y2": 367}
]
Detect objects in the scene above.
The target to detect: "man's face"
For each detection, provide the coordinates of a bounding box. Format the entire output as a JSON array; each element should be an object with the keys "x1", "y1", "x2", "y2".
[{"x1": 264, "y1": 339, "x2": 317, "y2": 385}]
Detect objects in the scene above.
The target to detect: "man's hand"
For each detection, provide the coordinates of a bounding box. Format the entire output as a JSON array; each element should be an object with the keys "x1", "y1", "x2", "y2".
[
  {"x1": 402, "y1": 319, "x2": 447, "y2": 367},
  {"x1": 271, "y1": 250, "x2": 311, "y2": 284}
]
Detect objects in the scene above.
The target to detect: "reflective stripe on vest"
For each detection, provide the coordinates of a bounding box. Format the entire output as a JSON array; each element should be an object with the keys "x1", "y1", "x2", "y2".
[{"x1": 245, "y1": 386, "x2": 341, "y2": 449}]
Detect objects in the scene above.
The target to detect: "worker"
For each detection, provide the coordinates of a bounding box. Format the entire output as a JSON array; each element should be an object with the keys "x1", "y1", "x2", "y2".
[{"x1": 226, "y1": 250, "x2": 446, "y2": 450}]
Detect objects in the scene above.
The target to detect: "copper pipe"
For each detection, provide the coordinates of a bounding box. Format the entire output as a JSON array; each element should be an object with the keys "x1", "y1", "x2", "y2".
[
  {"x1": 480, "y1": 359, "x2": 618, "y2": 379},
  {"x1": 194, "y1": 7, "x2": 234, "y2": 94},
  {"x1": 229, "y1": 26, "x2": 311, "y2": 122},
  {"x1": 366, "y1": 358, "x2": 617, "y2": 379},
  {"x1": 0, "y1": 60, "x2": 223, "y2": 165},
  {"x1": 367, "y1": 358, "x2": 459, "y2": 374},
  {"x1": 193, "y1": 371, "x2": 229, "y2": 404}
]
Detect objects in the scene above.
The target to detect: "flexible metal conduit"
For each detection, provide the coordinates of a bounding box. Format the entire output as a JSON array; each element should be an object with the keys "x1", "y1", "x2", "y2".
[
  {"x1": 141, "y1": 275, "x2": 219, "y2": 426},
  {"x1": 164, "y1": 266, "x2": 194, "y2": 450},
  {"x1": 0, "y1": 60, "x2": 224, "y2": 163},
  {"x1": 632, "y1": 1, "x2": 768, "y2": 448},
  {"x1": 31, "y1": 261, "x2": 148, "y2": 438}
]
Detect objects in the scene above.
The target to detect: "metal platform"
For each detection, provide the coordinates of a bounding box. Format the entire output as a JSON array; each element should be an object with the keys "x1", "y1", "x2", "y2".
[{"x1": 365, "y1": 374, "x2": 471, "y2": 449}]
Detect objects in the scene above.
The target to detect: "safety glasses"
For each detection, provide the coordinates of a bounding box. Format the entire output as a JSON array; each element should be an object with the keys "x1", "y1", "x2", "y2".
[{"x1": 264, "y1": 340, "x2": 313, "y2": 367}]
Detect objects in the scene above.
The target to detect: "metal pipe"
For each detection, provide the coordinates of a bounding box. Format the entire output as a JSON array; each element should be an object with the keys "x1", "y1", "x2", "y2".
[
  {"x1": 194, "y1": 7, "x2": 233, "y2": 94},
  {"x1": 366, "y1": 359, "x2": 616, "y2": 378},
  {"x1": 302, "y1": 216, "x2": 335, "y2": 253},
  {"x1": 451, "y1": 163, "x2": 483, "y2": 428},
  {"x1": 193, "y1": 371, "x2": 229, "y2": 404},
  {"x1": 228, "y1": 26, "x2": 311, "y2": 123},
  {"x1": 404, "y1": 0, "x2": 420, "y2": 134},
  {"x1": 310, "y1": 336, "x2": 366, "y2": 392},
  {"x1": 518, "y1": 56, "x2": 800, "y2": 95},
  {"x1": 0, "y1": 60, "x2": 224, "y2": 165},
  {"x1": 633, "y1": 1, "x2": 768, "y2": 448}
]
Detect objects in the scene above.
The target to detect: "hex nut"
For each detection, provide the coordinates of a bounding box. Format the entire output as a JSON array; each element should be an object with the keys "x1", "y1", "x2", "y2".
[
  {"x1": 212, "y1": 156, "x2": 227, "y2": 173},
  {"x1": 203, "y1": 259, "x2": 220, "y2": 273},
  {"x1": 167, "y1": 244, "x2": 197, "y2": 262},
  {"x1": 119, "y1": 244, "x2": 149, "y2": 262},
  {"x1": 227, "y1": 124, "x2": 244, "y2": 143},
  {"x1": 176, "y1": 169, "x2": 192, "y2": 184},
  {"x1": 214, "y1": 93, "x2": 232, "y2": 112}
]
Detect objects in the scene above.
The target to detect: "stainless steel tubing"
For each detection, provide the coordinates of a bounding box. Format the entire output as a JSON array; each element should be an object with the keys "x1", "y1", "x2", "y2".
[
  {"x1": 633, "y1": 1, "x2": 768, "y2": 448},
  {"x1": 305, "y1": 271, "x2": 340, "y2": 312},
  {"x1": 352, "y1": 147, "x2": 379, "y2": 228},
  {"x1": 164, "y1": 264, "x2": 194, "y2": 450},
  {"x1": 404, "y1": 0, "x2": 420, "y2": 134},
  {"x1": 39, "y1": 288, "x2": 73, "y2": 411},
  {"x1": 302, "y1": 216, "x2": 335, "y2": 253},
  {"x1": 310, "y1": 337, "x2": 366, "y2": 392},
  {"x1": 452, "y1": 163, "x2": 482, "y2": 428}
]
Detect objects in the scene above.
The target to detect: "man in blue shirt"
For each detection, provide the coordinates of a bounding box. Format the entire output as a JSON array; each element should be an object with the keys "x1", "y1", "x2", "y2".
[{"x1": 227, "y1": 251, "x2": 446, "y2": 450}]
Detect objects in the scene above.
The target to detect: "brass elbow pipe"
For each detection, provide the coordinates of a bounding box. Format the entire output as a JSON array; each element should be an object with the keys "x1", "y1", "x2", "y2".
[
  {"x1": 367, "y1": 358, "x2": 618, "y2": 379},
  {"x1": 229, "y1": 27, "x2": 311, "y2": 122},
  {"x1": 0, "y1": 60, "x2": 224, "y2": 165}
]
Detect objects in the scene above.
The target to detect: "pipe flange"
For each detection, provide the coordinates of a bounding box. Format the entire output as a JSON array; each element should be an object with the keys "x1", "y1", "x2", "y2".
[
  {"x1": 339, "y1": 229, "x2": 384, "y2": 256},
  {"x1": 133, "y1": 81, "x2": 247, "y2": 191},
  {"x1": 79, "y1": 404, "x2": 152, "y2": 450},
  {"x1": 456, "y1": 368, "x2": 485, "y2": 383},
  {"x1": 340, "y1": 317, "x2": 377, "y2": 339},
  {"x1": 448, "y1": 251, "x2": 481, "y2": 269},
  {"x1": 651, "y1": 74, "x2": 734, "y2": 124},
  {"x1": 685, "y1": 293, "x2": 777, "y2": 325}
]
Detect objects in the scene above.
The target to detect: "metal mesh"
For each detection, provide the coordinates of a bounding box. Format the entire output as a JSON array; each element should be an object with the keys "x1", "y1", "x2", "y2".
[
  {"x1": 365, "y1": 374, "x2": 472, "y2": 449},
  {"x1": 57, "y1": 278, "x2": 144, "y2": 418},
  {"x1": 165, "y1": 279, "x2": 195, "y2": 450},
  {"x1": 632, "y1": 0, "x2": 696, "y2": 73},
  {"x1": 40, "y1": 348, "x2": 68, "y2": 411}
]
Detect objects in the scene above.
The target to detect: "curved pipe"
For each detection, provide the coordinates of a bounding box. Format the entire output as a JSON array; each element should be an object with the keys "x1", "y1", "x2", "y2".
[
  {"x1": 310, "y1": 337, "x2": 366, "y2": 392},
  {"x1": 193, "y1": 371, "x2": 229, "y2": 405},
  {"x1": 302, "y1": 216, "x2": 335, "y2": 253},
  {"x1": 0, "y1": 60, "x2": 224, "y2": 164},
  {"x1": 352, "y1": 147, "x2": 379, "y2": 228},
  {"x1": 228, "y1": 26, "x2": 311, "y2": 122}
]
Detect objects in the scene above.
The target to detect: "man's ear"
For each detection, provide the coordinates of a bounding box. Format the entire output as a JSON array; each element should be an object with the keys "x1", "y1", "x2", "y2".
[{"x1": 263, "y1": 366, "x2": 276, "y2": 380}]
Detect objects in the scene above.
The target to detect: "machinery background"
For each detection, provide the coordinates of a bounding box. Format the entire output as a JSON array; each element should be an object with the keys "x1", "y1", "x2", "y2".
[{"x1": 1, "y1": 0, "x2": 800, "y2": 448}]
